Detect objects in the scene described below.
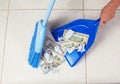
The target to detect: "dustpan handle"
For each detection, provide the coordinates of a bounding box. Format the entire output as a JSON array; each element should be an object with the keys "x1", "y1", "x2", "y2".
[
  {"x1": 42, "y1": 0, "x2": 56, "y2": 27},
  {"x1": 94, "y1": 18, "x2": 100, "y2": 26}
]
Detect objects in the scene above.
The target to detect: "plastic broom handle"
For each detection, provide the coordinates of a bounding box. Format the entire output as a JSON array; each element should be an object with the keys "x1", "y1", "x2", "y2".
[
  {"x1": 35, "y1": 21, "x2": 46, "y2": 53},
  {"x1": 42, "y1": 0, "x2": 56, "y2": 27},
  {"x1": 35, "y1": 0, "x2": 56, "y2": 53}
]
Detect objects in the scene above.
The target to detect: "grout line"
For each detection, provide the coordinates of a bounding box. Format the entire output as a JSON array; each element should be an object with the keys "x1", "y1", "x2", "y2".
[
  {"x1": 0, "y1": 9, "x2": 8, "y2": 11},
  {"x1": 83, "y1": 0, "x2": 85, "y2": 18},
  {"x1": 10, "y1": 9, "x2": 82, "y2": 11},
  {"x1": 0, "y1": 0, "x2": 11, "y2": 84},
  {"x1": 0, "y1": 8, "x2": 120, "y2": 11},
  {"x1": 0, "y1": 9, "x2": 103, "y2": 11},
  {"x1": 83, "y1": 0, "x2": 87, "y2": 84},
  {"x1": 85, "y1": 54, "x2": 88, "y2": 84}
]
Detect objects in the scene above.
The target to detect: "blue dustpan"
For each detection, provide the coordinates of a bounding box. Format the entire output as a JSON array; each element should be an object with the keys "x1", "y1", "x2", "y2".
[{"x1": 52, "y1": 18, "x2": 100, "y2": 67}]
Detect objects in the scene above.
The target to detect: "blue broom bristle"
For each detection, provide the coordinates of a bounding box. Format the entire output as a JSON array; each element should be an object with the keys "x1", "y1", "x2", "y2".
[
  {"x1": 29, "y1": 22, "x2": 38, "y2": 51},
  {"x1": 28, "y1": 22, "x2": 41, "y2": 68},
  {"x1": 28, "y1": 50, "x2": 35, "y2": 65},
  {"x1": 31, "y1": 53, "x2": 41, "y2": 68}
]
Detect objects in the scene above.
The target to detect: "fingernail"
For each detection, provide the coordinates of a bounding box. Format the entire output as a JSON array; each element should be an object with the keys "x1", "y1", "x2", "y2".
[{"x1": 103, "y1": 21, "x2": 106, "y2": 24}]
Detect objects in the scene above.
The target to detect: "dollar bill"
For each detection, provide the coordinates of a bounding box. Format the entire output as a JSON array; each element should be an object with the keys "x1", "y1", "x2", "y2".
[
  {"x1": 40, "y1": 37, "x2": 65, "y2": 74},
  {"x1": 40, "y1": 48, "x2": 65, "y2": 74},
  {"x1": 69, "y1": 32, "x2": 89, "y2": 44},
  {"x1": 40, "y1": 63, "x2": 52, "y2": 74},
  {"x1": 44, "y1": 37, "x2": 65, "y2": 56},
  {"x1": 62, "y1": 29, "x2": 89, "y2": 44},
  {"x1": 57, "y1": 29, "x2": 89, "y2": 53},
  {"x1": 59, "y1": 41, "x2": 80, "y2": 50}
]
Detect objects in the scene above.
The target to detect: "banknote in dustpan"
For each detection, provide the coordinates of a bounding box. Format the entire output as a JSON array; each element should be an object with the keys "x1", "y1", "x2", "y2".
[{"x1": 52, "y1": 18, "x2": 100, "y2": 67}]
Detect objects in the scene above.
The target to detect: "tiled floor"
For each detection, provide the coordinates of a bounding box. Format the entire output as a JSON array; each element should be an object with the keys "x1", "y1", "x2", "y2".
[
  {"x1": 9, "y1": 0, "x2": 83, "y2": 9},
  {"x1": 84, "y1": 10, "x2": 120, "y2": 83},
  {"x1": 84, "y1": 0, "x2": 110, "y2": 9},
  {"x1": 0, "y1": 10, "x2": 8, "y2": 83},
  {"x1": 0, "y1": 0, "x2": 120, "y2": 84},
  {"x1": 0, "y1": 0, "x2": 9, "y2": 9}
]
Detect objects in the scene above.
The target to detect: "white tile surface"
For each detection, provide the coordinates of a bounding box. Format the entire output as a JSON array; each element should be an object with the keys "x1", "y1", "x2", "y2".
[
  {"x1": 0, "y1": 11, "x2": 7, "y2": 82},
  {"x1": 84, "y1": 0, "x2": 110, "y2": 9},
  {"x1": 10, "y1": 0, "x2": 83, "y2": 9},
  {"x1": 84, "y1": 11, "x2": 120, "y2": 83},
  {"x1": 1, "y1": 10, "x2": 86, "y2": 84},
  {"x1": 0, "y1": 0, "x2": 9, "y2": 9},
  {"x1": 2, "y1": 0, "x2": 120, "y2": 83},
  {"x1": 84, "y1": 10, "x2": 100, "y2": 19}
]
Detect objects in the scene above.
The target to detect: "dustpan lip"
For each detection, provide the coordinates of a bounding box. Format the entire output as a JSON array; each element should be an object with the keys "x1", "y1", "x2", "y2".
[
  {"x1": 52, "y1": 24, "x2": 89, "y2": 34},
  {"x1": 52, "y1": 19, "x2": 96, "y2": 32}
]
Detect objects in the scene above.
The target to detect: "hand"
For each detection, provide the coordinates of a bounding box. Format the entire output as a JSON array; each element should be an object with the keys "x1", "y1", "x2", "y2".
[{"x1": 100, "y1": 1, "x2": 116, "y2": 26}]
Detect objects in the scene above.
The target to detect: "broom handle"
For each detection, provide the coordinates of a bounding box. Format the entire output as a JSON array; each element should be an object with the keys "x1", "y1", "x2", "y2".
[{"x1": 42, "y1": 0, "x2": 56, "y2": 27}]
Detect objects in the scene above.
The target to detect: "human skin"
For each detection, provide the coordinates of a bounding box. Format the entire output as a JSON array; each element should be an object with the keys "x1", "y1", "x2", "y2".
[{"x1": 100, "y1": 0, "x2": 120, "y2": 26}]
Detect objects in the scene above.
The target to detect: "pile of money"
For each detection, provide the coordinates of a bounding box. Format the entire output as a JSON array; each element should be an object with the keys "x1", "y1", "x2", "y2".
[
  {"x1": 40, "y1": 29, "x2": 89, "y2": 74},
  {"x1": 40, "y1": 37, "x2": 65, "y2": 74},
  {"x1": 57, "y1": 29, "x2": 89, "y2": 54}
]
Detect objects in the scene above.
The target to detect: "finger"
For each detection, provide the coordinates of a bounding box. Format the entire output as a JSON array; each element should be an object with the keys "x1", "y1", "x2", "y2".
[
  {"x1": 100, "y1": 19, "x2": 104, "y2": 26},
  {"x1": 100, "y1": 21, "x2": 103, "y2": 26},
  {"x1": 103, "y1": 21, "x2": 106, "y2": 24},
  {"x1": 100, "y1": 17, "x2": 106, "y2": 26}
]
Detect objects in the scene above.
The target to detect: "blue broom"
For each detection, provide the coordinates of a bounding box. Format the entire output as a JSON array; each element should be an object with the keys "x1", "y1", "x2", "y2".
[{"x1": 28, "y1": 0, "x2": 56, "y2": 68}]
